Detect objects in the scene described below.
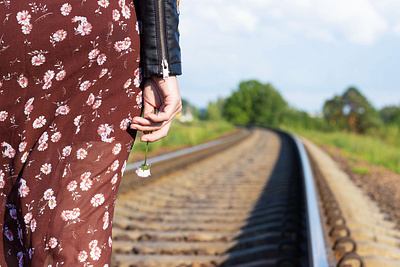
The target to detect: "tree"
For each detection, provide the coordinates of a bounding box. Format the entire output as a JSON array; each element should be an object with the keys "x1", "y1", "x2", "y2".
[
  {"x1": 205, "y1": 98, "x2": 225, "y2": 121},
  {"x1": 223, "y1": 80, "x2": 288, "y2": 127},
  {"x1": 323, "y1": 87, "x2": 381, "y2": 133},
  {"x1": 380, "y1": 106, "x2": 400, "y2": 125}
]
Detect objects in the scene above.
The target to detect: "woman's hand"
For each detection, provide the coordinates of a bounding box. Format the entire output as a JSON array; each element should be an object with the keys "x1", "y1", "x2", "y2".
[{"x1": 130, "y1": 76, "x2": 182, "y2": 142}]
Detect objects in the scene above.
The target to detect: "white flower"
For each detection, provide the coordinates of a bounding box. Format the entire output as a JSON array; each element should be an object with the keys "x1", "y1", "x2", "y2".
[
  {"x1": 92, "y1": 100, "x2": 102, "y2": 109},
  {"x1": 102, "y1": 211, "x2": 109, "y2": 230},
  {"x1": 114, "y1": 37, "x2": 131, "y2": 52},
  {"x1": 118, "y1": 0, "x2": 125, "y2": 8},
  {"x1": 31, "y1": 54, "x2": 46, "y2": 66},
  {"x1": 97, "y1": 124, "x2": 115, "y2": 143},
  {"x1": 108, "y1": 236, "x2": 112, "y2": 247},
  {"x1": 61, "y1": 210, "x2": 72, "y2": 221},
  {"x1": 98, "y1": 0, "x2": 109, "y2": 8},
  {"x1": 136, "y1": 91, "x2": 142, "y2": 106},
  {"x1": 16, "y1": 10, "x2": 31, "y2": 25},
  {"x1": 80, "y1": 178, "x2": 92, "y2": 191},
  {"x1": 51, "y1": 132, "x2": 62, "y2": 142},
  {"x1": 24, "y1": 97, "x2": 34, "y2": 115},
  {"x1": 19, "y1": 141, "x2": 27, "y2": 152},
  {"x1": 76, "y1": 148, "x2": 88, "y2": 159},
  {"x1": 42, "y1": 81, "x2": 52, "y2": 90},
  {"x1": 119, "y1": 118, "x2": 129, "y2": 130},
  {"x1": 79, "y1": 80, "x2": 91, "y2": 91},
  {"x1": 39, "y1": 132, "x2": 48, "y2": 144},
  {"x1": 0, "y1": 111, "x2": 8, "y2": 121},
  {"x1": 112, "y1": 9, "x2": 120, "y2": 21},
  {"x1": 33, "y1": 116, "x2": 46, "y2": 129},
  {"x1": 43, "y1": 188, "x2": 54, "y2": 200},
  {"x1": 110, "y1": 160, "x2": 119, "y2": 171},
  {"x1": 55, "y1": 105, "x2": 70, "y2": 116},
  {"x1": 99, "y1": 68, "x2": 108, "y2": 78},
  {"x1": 112, "y1": 143, "x2": 121, "y2": 155},
  {"x1": 75, "y1": 21, "x2": 92, "y2": 36},
  {"x1": 121, "y1": 160, "x2": 127, "y2": 175},
  {"x1": 18, "y1": 75, "x2": 28, "y2": 88},
  {"x1": 136, "y1": 163, "x2": 151, "y2": 178},
  {"x1": 123, "y1": 79, "x2": 131, "y2": 89},
  {"x1": 62, "y1": 146, "x2": 72, "y2": 157},
  {"x1": 134, "y1": 68, "x2": 142, "y2": 87},
  {"x1": 43, "y1": 70, "x2": 55, "y2": 83},
  {"x1": 1, "y1": 141, "x2": 16, "y2": 158},
  {"x1": 90, "y1": 246, "x2": 101, "y2": 261},
  {"x1": 18, "y1": 180, "x2": 30, "y2": 197},
  {"x1": 48, "y1": 237, "x2": 58, "y2": 249},
  {"x1": 86, "y1": 93, "x2": 95, "y2": 106},
  {"x1": 21, "y1": 23, "x2": 33, "y2": 35},
  {"x1": 88, "y1": 49, "x2": 100, "y2": 60},
  {"x1": 41, "y1": 163, "x2": 52, "y2": 175},
  {"x1": 30, "y1": 219, "x2": 37, "y2": 232},
  {"x1": 24, "y1": 212, "x2": 33, "y2": 224},
  {"x1": 121, "y1": 5, "x2": 131, "y2": 19},
  {"x1": 51, "y1": 29, "x2": 67, "y2": 42},
  {"x1": 38, "y1": 142, "x2": 48, "y2": 151},
  {"x1": 89, "y1": 240, "x2": 98, "y2": 250},
  {"x1": 48, "y1": 196, "x2": 57, "y2": 209},
  {"x1": 71, "y1": 208, "x2": 80, "y2": 219},
  {"x1": 61, "y1": 208, "x2": 80, "y2": 221},
  {"x1": 80, "y1": 172, "x2": 91, "y2": 180},
  {"x1": 55, "y1": 70, "x2": 66, "y2": 81},
  {"x1": 67, "y1": 180, "x2": 77, "y2": 191},
  {"x1": 90, "y1": 194, "x2": 105, "y2": 207},
  {"x1": 97, "y1": 54, "x2": 106, "y2": 65},
  {"x1": 74, "y1": 115, "x2": 82, "y2": 126},
  {"x1": 111, "y1": 174, "x2": 118, "y2": 185},
  {"x1": 21, "y1": 152, "x2": 29, "y2": 163},
  {"x1": 78, "y1": 251, "x2": 88, "y2": 262},
  {"x1": 60, "y1": 3, "x2": 72, "y2": 16}
]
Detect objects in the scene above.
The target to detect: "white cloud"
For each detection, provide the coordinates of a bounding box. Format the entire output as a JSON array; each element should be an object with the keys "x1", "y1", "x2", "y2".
[
  {"x1": 198, "y1": 4, "x2": 258, "y2": 34},
  {"x1": 182, "y1": 0, "x2": 396, "y2": 45}
]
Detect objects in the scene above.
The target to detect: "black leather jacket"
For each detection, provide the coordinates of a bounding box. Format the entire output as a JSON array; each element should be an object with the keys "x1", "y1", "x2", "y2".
[{"x1": 135, "y1": 0, "x2": 182, "y2": 78}]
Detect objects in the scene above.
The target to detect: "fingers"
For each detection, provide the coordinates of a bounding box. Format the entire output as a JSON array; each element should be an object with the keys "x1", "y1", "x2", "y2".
[
  {"x1": 140, "y1": 121, "x2": 171, "y2": 142},
  {"x1": 130, "y1": 76, "x2": 181, "y2": 142}
]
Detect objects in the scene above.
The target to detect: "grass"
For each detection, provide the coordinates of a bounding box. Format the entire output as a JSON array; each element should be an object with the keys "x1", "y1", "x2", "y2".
[
  {"x1": 130, "y1": 119, "x2": 235, "y2": 154},
  {"x1": 351, "y1": 165, "x2": 371, "y2": 175},
  {"x1": 284, "y1": 127, "x2": 400, "y2": 174}
]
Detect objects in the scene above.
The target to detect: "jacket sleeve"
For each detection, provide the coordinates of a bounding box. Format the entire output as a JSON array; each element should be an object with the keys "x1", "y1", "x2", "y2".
[{"x1": 135, "y1": 0, "x2": 182, "y2": 78}]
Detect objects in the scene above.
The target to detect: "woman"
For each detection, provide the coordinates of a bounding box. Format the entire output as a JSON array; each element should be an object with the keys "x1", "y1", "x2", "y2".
[{"x1": 0, "y1": 0, "x2": 182, "y2": 265}]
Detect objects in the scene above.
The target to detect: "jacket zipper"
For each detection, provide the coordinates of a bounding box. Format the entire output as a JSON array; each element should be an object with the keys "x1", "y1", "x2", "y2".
[{"x1": 157, "y1": 0, "x2": 169, "y2": 79}]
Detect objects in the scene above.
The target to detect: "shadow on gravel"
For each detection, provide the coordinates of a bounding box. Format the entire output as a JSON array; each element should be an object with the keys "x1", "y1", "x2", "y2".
[{"x1": 220, "y1": 131, "x2": 309, "y2": 267}]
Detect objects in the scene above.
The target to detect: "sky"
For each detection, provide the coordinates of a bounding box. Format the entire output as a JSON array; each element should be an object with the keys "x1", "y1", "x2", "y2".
[{"x1": 178, "y1": 0, "x2": 400, "y2": 113}]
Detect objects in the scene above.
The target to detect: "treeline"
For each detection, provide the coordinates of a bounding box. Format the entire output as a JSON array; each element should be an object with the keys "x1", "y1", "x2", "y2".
[{"x1": 195, "y1": 80, "x2": 400, "y2": 145}]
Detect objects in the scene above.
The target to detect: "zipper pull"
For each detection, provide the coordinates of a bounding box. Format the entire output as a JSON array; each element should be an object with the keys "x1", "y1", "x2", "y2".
[{"x1": 162, "y1": 59, "x2": 169, "y2": 79}]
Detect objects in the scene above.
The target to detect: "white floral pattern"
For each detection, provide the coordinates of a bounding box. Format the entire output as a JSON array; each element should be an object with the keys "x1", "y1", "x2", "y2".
[{"x1": 0, "y1": 0, "x2": 142, "y2": 266}]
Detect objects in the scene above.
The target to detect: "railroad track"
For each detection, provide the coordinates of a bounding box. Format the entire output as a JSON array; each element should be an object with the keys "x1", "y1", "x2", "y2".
[{"x1": 110, "y1": 128, "x2": 397, "y2": 267}]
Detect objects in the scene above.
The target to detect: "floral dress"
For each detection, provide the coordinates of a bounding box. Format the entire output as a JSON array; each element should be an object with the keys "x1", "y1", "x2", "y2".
[{"x1": 0, "y1": 0, "x2": 142, "y2": 266}]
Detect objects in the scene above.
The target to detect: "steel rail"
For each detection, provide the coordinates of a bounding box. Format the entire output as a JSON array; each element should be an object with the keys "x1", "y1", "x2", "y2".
[
  {"x1": 120, "y1": 128, "x2": 251, "y2": 194},
  {"x1": 293, "y1": 135, "x2": 332, "y2": 267}
]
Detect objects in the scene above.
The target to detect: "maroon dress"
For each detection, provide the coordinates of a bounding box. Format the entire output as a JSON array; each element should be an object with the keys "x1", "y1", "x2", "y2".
[{"x1": 0, "y1": 0, "x2": 141, "y2": 265}]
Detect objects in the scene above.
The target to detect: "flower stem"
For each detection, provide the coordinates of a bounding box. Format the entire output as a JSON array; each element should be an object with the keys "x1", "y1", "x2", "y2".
[{"x1": 144, "y1": 141, "x2": 149, "y2": 165}]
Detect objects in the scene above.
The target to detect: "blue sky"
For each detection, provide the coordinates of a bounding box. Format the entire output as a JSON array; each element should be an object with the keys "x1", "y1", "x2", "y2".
[{"x1": 178, "y1": 0, "x2": 400, "y2": 113}]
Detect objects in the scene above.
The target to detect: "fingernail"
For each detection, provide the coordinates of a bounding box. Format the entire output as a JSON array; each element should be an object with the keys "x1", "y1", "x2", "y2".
[
  {"x1": 130, "y1": 125, "x2": 137, "y2": 130},
  {"x1": 142, "y1": 138, "x2": 148, "y2": 142}
]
